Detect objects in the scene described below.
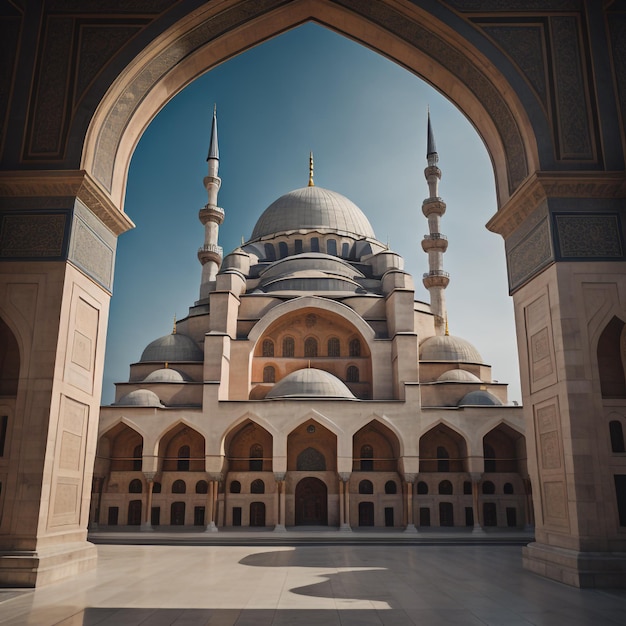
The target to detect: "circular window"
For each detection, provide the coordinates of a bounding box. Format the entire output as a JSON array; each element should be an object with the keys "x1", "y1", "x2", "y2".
[{"x1": 307, "y1": 425, "x2": 316, "y2": 434}]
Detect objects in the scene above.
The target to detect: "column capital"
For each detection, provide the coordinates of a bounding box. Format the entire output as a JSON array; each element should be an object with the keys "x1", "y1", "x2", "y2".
[
  {"x1": 273, "y1": 472, "x2": 286, "y2": 482},
  {"x1": 338, "y1": 472, "x2": 351, "y2": 482}
]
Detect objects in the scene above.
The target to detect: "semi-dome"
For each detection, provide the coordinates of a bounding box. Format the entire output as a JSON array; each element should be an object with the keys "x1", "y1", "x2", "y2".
[
  {"x1": 437, "y1": 369, "x2": 482, "y2": 382},
  {"x1": 266, "y1": 368, "x2": 355, "y2": 399},
  {"x1": 143, "y1": 368, "x2": 189, "y2": 383},
  {"x1": 458, "y1": 390, "x2": 502, "y2": 406},
  {"x1": 420, "y1": 335, "x2": 483, "y2": 363},
  {"x1": 115, "y1": 389, "x2": 163, "y2": 407},
  {"x1": 140, "y1": 332, "x2": 203, "y2": 363},
  {"x1": 251, "y1": 186, "x2": 376, "y2": 240}
]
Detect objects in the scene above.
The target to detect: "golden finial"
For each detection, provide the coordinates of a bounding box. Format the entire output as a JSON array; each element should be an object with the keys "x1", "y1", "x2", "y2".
[
  {"x1": 165, "y1": 361, "x2": 169, "y2": 369},
  {"x1": 308, "y1": 151, "x2": 314, "y2": 187},
  {"x1": 308, "y1": 359, "x2": 311, "y2": 368},
  {"x1": 445, "y1": 316, "x2": 450, "y2": 336},
  {"x1": 241, "y1": 236, "x2": 245, "y2": 246},
  {"x1": 172, "y1": 314, "x2": 177, "y2": 335}
]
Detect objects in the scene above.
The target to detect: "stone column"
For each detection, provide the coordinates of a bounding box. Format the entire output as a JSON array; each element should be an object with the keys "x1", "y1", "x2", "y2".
[
  {"x1": 339, "y1": 473, "x2": 351, "y2": 531},
  {"x1": 487, "y1": 172, "x2": 626, "y2": 587},
  {"x1": 274, "y1": 473, "x2": 286, "y2": 532},
  {"x1": 339, "y1": 479, "x2": 345, "y2": 527},
  {"x1": 404, "y1": 474, "x2": 418, "y2": 533},
  {"x1": 141, "y1": 472, "x2": 156, "y2": 532},
  {"x1": 470, "y1": 473, "x2": 484, "y2": 533},
  {"x1": 205, "y1": 478, "x2": 218, "y2": 532},
  {"x1": 0, "y1": 171, "x2": 133, "y2": 587}
]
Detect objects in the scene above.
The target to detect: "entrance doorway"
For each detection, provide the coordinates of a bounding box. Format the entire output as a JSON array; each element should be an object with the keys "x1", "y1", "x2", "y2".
[
  {"x1": 250, "y1": 502, "x2": 266, "y2": 526},
  {"x1": 359, "y1": 502, "x2": 375, "y2": 526},
  {"x1": 295, "y1": 477, "x2": 327, "y2": 525}
]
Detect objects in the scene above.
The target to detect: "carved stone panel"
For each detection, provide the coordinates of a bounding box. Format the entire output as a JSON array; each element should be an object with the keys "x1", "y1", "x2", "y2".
[
  {"x1": 0, "y1": 212, "x2": 69, "y2": 259},
  {"x1": 525, "y1": 291, "x2": 558, "y2": 392},
  {"x1": 48, "y1": 395, "x2": 89, "y2": 528},
  {"x1": 507, "y1": 217, "x2": 553, "y2": 292},
  {"x1": 554, "y1": 213, "x2": 623, "y2": 260}
]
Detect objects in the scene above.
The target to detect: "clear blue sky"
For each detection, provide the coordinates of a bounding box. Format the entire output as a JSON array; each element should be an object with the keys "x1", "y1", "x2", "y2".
[{"x1": 102, "y1": 23, "x2": 521, "y2": 404}]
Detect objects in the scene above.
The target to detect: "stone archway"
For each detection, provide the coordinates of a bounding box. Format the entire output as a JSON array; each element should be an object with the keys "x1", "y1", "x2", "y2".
[{"x1": 0, "y1": 0, "x2": 625, "y2": 588}]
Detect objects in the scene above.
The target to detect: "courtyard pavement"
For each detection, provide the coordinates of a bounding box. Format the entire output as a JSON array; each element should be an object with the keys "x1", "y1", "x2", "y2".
[{"x1": 1, "y1": 530, "x2": 625, "y2": 625}]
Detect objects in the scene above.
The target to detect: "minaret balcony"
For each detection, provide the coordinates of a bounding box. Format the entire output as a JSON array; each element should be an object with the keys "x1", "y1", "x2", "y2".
[
  {"x1": 198, "y1": 243, "x2": 223, "y2": 265},
  {"x1": 422, "y1": 269, "x2": 450, "y2": 289},
  {"x1": 421, "y1": 198, "x2": 446, "y2": 217},
  {"x1": 421, "y1": 233, "x2": 448, "y2": 252},
  {"x1": 199, "y1": 204, "x2": 225, "y2": 225}
]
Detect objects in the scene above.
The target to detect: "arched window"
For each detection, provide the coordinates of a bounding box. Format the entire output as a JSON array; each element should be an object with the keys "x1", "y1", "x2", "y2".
[
  {"x1": 482, "y1": 481, "x2": 496, "y2": 495},
  {"x1": 278, "y1": 241, "x2": 289, "y2": 258},
  {"x1": 230, "y1": 481, "x2": 241, "y2": 494},
  {"x1": 438, "y1": 480, "x2": 453, "y2": 495},
  {"x1": 133, "y1": 444, "x2": 142, "y2": 471},
  {"x1": 282, "y1": 336, "x2": 295, "y2": 357},
  {"x1": 610, "y1": 420, "x2": 626, "y2": 453},
  {"x1": 503, "y1": 482, "x2": 514, "y2": 494},
  {"x1": 483, "y1": 443, "x2": 496, "y2": 473},
  {"x1": 262, "y1": 339, "x2": 274, "y2": 357},
  {"x1": 463, "y1": 481, "x2": 472, "y2": 495},
  {"x1": 327, "y1": 337, "x2": 340, "y2": 357},
  {"x1": 263, "y1": 366, "x2": 275, "y2": 383},
  {"x1": 129, "y1": 479, "x2": 143, "y2": 494},
  {"x1": 304, "y1": 337, "x2": 318, "y2": 358},
  {"x1": 359, "y1": 480, "x2": 374, "y2": 494},
  {"x1": 310, "y1": 237, "x2": 320, "y2": 252},
  {"x1": 360, "y1": 444, "x2": 374, "y2": 471},
  {"x1": 249, "y1": 444, "x2": 263, "y2": 471},
  {"x1": 172, "y1": 479, "x2": 186, "y2": 494},
  {"x1": 177, "y1": 445, "x2": 190, "y2": 471},
  {"x1": 349, "y1": 339, "x2": 361, "y2": 357},
  {"x1": 264, "y1": 243, "x2": 276, "y2": 261},
  {"x1": 347, "y1": 365, "x2": 359, "y2": 383},
  {"x1": 326, "y1": 239, "x2": 338, "y2": 255},
  {"x1": 385, "y1": 480, "x2": 397, "y2": 494},
  {"x1": 437, "y1": 446, "x2": 450, "y2": 472},
  {"x1": 251, "y1": 479, "x2": 265, "y2": 494},
  {"x1": 295, "y1": 239, "x2": 303, "y2": 254},
  {"x1": 196, "y1": 480, "x2": 208, "y2": 494},
  {"x1": 153, "y1": 482, "x2": 162, "y2": 494},
  {"x1": 598, "y1": 317, "x2": 626, "y2": 398},
  {"x1": 417, "y1": 481, "x2": 428, "y2": 495}
]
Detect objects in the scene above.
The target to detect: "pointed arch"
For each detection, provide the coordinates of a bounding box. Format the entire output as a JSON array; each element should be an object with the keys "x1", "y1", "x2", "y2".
[
  {"x1": 419, "y1": 422, "x2": 468, "y2": 472},
  {"x1": 83, "y1": 0, "x2": 539, "y2": 213}
]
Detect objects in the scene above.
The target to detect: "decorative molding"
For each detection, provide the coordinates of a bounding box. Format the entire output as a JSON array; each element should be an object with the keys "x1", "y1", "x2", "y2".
[
  {"x1": 445, "y1": 0, "x2": 582, "y2": 10},
  {"x1": 487, "y1": 171, "x2": 626, "y2": 240},
  {"x1": 0, "y1": 170, "x2": 134, "y2": 236},
  {"x1": 554, "y1": 213, "x2": 623, "y2": 260},
  {"x1": 0, "y1": 212, "x2": 68, "y2": 258},
  {"x1": 507, "y1": 217, "x2": 553, "y2": 292},
  {"x1": 69, "y1": 217, "x2": 114, "y2": 290}
]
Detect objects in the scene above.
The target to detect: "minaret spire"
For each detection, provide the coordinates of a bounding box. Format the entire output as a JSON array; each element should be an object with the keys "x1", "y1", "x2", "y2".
[
  {"x1": 308, "y1": 151, "x2": 315, "y2": 187},
  {"x1": 421, "y1": 110, "x2": 449, "y2": 335},
  {"x1": 197, "y1": 104, "x2": 225, "y2": 302}
]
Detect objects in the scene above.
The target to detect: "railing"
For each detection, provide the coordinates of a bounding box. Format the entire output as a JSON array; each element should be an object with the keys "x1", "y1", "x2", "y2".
[
  {"x1": 423, "y1": 270, "x2": 450, "y2": 279},
  {"x1": 423, "y1": 233, "x2": 447, "y2": 240},
  {"x1": 198, "y1": 243, "x2": 223, "y2": 256}
]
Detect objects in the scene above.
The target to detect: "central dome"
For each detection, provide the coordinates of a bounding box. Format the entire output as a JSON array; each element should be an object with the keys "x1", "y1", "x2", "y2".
[{"x1": 251, "y1": 186, "x2": 376, "y2": 240}]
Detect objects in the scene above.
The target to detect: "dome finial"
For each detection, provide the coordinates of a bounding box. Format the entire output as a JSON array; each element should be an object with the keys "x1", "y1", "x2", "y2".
[
  {"x1": 308, "y1": 151, "x2": 314, "y2": 187},
  {"x1": 172, "y1": 314, "x2": 177, "y2": 335},
  {"x1": 445, "y1": 316, "x2": 450, "y2": 336}
]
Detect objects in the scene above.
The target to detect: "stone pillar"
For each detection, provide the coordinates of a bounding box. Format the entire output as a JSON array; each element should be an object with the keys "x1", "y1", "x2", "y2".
[
  {"x1": 470, "y1": 473, "x2": 484, "y2": 533},
  {"x1": 404, "y1": 474, "x2": 417, "y2": 533},
  {"x1": 141, "y1": 472, "x2": 155, "y2": 532},
  {"x1": 339, "y1": 473, "x2": 351, "y2": 531},
  {"x1": 205, "y1": 479, "x2": 218, "y2": 532},
  {"x1": 0, "y1": 171, "x2": 133, "y2": 587},
  {"x1": 487, "y1": 172, "x2": 626, "y2": 587},
  {"x1": 339, "y1": 479, "x2": 345, "y2": 527},
  {"x1": 273, "y1": 473, "x2": 286, "y2": 532}
]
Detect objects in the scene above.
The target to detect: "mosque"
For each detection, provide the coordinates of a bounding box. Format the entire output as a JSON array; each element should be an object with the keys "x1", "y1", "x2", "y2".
[{"x1": 93, "y1": 112, "x2": 527, "y2": 531}]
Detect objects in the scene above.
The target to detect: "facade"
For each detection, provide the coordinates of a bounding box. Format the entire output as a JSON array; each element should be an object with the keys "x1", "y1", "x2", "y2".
[
  {"x1": 94, "y1": 114, "x2": 527, "y2": 531},
  {"x1": 0, "y1": 0, "x2": 625, "y2": 588}
]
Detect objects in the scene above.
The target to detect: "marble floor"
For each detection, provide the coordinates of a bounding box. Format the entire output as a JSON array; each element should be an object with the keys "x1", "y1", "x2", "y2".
[{"x1": 1, "y1": 543, "x2": 625, "y2": 625}]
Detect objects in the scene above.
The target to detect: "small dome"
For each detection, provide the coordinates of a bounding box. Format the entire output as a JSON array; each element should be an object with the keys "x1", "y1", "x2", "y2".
[
  {"x1": 458, "y1": 390, "x2": 502, "y2": 406},
  {"x1": 266, "y1": 368, "x2": 355, "y2": 399},
  {"x1": 420, "y1": 335, "x2": 483, "y2": 363},
  {"x1": 140, "y1": 333, "x2": 203, "y2": 363},
  {"x1": 437, "y1": 369, "x2": 482, "y2": 382},
  {"x1": 115, "y1": 389, "x2": 163, "y2": 407},
  {"x1": 143, "y1": 368, "x2": 189, "y2": 383},
  {"x1": 251, "y1": 186, "x2": 376, "y2": 240}
]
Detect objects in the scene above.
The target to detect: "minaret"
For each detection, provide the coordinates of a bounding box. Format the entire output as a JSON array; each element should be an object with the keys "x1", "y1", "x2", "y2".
[
  {"x1": 197, "y1": 105, "x2": 224, "y2": 301},
  {"x1": 421, "y1": 111, "x2": 449, "y2": 335}
]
